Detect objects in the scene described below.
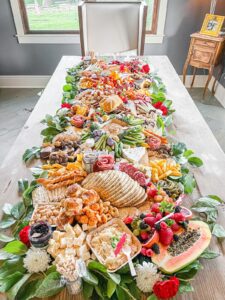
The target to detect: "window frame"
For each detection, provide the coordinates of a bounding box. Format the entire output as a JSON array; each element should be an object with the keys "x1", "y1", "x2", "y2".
[{"x1": 10, "y1": 0, "x2": 168, "y2": 44}]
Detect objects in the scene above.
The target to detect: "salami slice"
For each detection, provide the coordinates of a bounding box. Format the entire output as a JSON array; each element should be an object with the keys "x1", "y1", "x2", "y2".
[
  {"x1": 146, "y1": 136, "x2": 161, "y2": 150},
  {"x1": 133, "y1": 171, "x2": 147, "y2": 186},
  {"x1": 93, "y1": 155, "x2": 115, "y2": 172}
]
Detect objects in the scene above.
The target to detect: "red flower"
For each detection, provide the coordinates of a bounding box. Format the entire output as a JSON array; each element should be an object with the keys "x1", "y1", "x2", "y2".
[
  {"x1": 61, "y1": 103, "x2": 72, "y2": 109},
  {"x1": 153, "y1": 101, "x2": 163, "y2": 109},
  {"x1": 153, "y1": 277, "x2": 180, "y2": 299},
  {"x1": 19, "y1": 225, "x2": 31, "y2": 247},
  {"x1": 160, "y1": 105, "x2": 168, "y2": 116},
  {"x1": 141, "y1": 64, "x2": 150, "y2": 73}
]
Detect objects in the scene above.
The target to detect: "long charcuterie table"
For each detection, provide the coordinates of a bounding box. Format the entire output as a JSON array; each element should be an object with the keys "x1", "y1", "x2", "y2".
[{"x1": 1, "y1": 56, "x2": 225, "y2": 300}]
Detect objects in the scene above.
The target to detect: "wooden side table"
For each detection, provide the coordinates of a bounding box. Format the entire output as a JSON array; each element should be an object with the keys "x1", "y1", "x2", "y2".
[{"x1": 183, "y1": 32, "x2": 225, "y2": 98}]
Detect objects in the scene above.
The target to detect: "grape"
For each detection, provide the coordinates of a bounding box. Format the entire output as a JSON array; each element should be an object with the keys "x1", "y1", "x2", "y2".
[{"x1": 107, "y1": 137, "x2": 114, "y2": 146}]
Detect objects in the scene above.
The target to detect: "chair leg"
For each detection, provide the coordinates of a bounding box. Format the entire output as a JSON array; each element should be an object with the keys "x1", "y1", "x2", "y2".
[
  {"x1": 190, "y1": 67, "x2": 197, "y2": 88},
  {"x1": 203, "y1": 66, "x2": 214, "y2": 99}
]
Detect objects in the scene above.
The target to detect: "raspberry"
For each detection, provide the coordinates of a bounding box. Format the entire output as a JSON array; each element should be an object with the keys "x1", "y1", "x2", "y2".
[
  {"x1": 171, "y1": 222, "x2": 180, "y2": 232},
  {"x1": 141, "y1": 247, "x2": 147, "y2": 256},
  {"x1": 146, "y1": 249, "x2": 154, "y2": 257},
  {"x1": 155, "y1": 213, "x2": 162, "y2": 222},
  {"x1": 159, "y1": 227, "x2": 174, "y2": 246},
  {"x1": 160, "y1": 221, "x2": 168, "y2": 230},
  {"x1": 151, "y1": 203, "x2": 160, "y2": 213},
  {"x1": 144, "y1": 217, "x2": 156, "y2": 227},
  {"x1": 173, "y1": 213, "x2": 185, "y2": 223},
  {"x1": 124, "y1": 216, "x2": 133, "y2": 225},
  {"x1": 140, "y1": 232, "x2": 150, "y2": 240}
]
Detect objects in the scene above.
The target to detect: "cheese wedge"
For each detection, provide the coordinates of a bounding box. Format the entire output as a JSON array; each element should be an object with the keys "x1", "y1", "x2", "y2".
[{"x1": 122, "y1": 147, "x2": 149, "y2": 165}]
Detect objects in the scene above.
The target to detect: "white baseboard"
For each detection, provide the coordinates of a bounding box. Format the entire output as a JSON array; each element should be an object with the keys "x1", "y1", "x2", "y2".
[
  {"x1": 0, "y1": 75, "x2": 50, "y2": 88},
  {"x1": 0, "y1": 74, "x2": 224, "y2": 108}
]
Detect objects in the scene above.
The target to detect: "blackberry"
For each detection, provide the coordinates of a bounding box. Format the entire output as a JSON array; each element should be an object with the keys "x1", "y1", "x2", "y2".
[
  {"x1": 175, "y1": 206, "x2": 182, "y2": 213},
  {"x1": 140, "y1": 213, "x2": 146, "y2": 219},
  {"x1": 173, "y1": 234, "x2": 179, "y2": 242},
  {"x1": 139, "y1": 222, "x2": 148, "y2": 230},
  {"x1": 151, "y1": 243, "x2": 160, "y2": 255},
  {"x1": 180, "y1": 221, "x2": 188, "y2": 230},
  {"x1": 154, "y1": 223, "x2": 161, "y2": 231}
]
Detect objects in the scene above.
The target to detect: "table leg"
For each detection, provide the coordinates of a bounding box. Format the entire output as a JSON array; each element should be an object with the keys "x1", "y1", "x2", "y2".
[
  {"x1": 183, "y1": 59, "x2": 189, "y2": 85},
  {"x1": 203, "y1": 65, "x2": 214, "y2": 98},
  {"x1": 212, "y1": 64, "x2": 223, "y2": 94},
  {"x1": 191, "y1": 67, "x2": 197, "y2": 88}
]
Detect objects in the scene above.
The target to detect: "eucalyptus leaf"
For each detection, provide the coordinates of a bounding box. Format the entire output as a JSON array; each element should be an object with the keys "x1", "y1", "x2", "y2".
[
  {"x1": 107, "y1": 279, "x2": 116, "y2": 298},
  {"x1": 183, "y1": 149, "x2": 194, "y2": 158},
  {"x1": 22, "y1": 147, "x2": 40, "y2": 163},
  {"x1": 207, "y1": 195, "x2": 223, "y2": 203},
  {"x1": 172, "y1": 142, "x2": 187, "y2": 156},
  {"x1": 34, "y1": 272, "x2": 65, "y2": 297},
  {"x1": 16, "y1": 279, "x2": 42, "y2": 300},
  {"x1": 11, "y1": 202, "x2": 25, "y2": 220},
  {"x1": 179, "y1": 281, "x2": 194, "y2": 294},
  {"x1": 0, "y1": 251, "x2": 16, "y2": 261},
  {"x1": 0, "y1": 234, "x2": 14, "y2": 243},
  {"x1": 82, "y1": 269, "x2": 98, "y2": 285},
  {"x1": 18, "y1": 179, "x2": 29, "y2": 194},
  {"x1": 0, "y1": 257, "x2": 25, "y2": 278},
  {"x1": 0, "y1": 271, "x2": 24, "y2": 292},
  {"x1": 175, "y1": 260, "x2": 202, "y2": 280},
  {"x1": 83, "y1": 281, "x2": 94, "y2": 300},
  {"x1": 182, "y1": 174, "x2": 196, "y2": 194},
  {"x1": 188, "y1": 156, "x2": 203, "y2": 167},
  {"x1": 7, "y1": 273, "x2": 31, "y2": 300},
  {"x1": 2, "y1": 203, "x2": 13, "y2": 215},
  {"x1": 0, "y1": 215, "x2": 16, "y2": 229},
  {"x1": 3, "y1": 241, "x2": 27, "y2": 255},
  {"x1": 200, "y1": 249, "x2": 220, "y2": 259},
  {"x1": 107, "y1": 272, "x2": 121, "y2": 284},
  {"x1": 88, "y1": 261, "x2": 107, "y2": 273},
  {"x1": 212, "y1": 224, "x2": 225, "y2": 239}
]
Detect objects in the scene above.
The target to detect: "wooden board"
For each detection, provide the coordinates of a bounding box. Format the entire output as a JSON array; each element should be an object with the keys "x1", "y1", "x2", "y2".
[{"x1": 1, "y1": 56, "x2": 225, "y2": 300}]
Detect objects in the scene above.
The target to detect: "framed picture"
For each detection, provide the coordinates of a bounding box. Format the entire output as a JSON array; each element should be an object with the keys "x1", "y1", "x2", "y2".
[{"x1": 200, "y1": 14, "x2": 225, "y2": 37}]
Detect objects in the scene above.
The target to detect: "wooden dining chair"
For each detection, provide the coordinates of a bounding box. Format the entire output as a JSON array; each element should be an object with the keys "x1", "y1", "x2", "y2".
[{"x1": 78, "y1": 0, "x2": 148, "y2": 56}]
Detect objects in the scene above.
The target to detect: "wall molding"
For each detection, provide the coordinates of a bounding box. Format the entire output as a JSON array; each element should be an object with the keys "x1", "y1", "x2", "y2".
[{"x1": 0, "y1": 74, "x2": 224, "y2": 108}]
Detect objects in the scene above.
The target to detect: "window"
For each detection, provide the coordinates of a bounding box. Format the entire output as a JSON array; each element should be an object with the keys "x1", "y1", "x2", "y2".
[
  {"x1": 19, "y1": 0, "x2": 79, "y2": 33},
  {"x1": 11, "y1": 0, "x2": 168, "y2": 44},
  {"x1": 146, "y1": 0, "x2": 160, "y2": 34}
]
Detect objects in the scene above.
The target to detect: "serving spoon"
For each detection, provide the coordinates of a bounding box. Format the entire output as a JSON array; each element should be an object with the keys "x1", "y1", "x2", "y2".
[{"x1": 122, "y1": 245, "x2": 136, "y2": 277}]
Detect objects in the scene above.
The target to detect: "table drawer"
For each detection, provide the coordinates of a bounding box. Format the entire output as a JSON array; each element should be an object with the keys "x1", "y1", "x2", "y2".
[
  {"x1": 194, "y1": 39, "x2": 217, "y2": 48},
  {"x1": 190, "y1": 49, "x2": 214, "y2": 65}
]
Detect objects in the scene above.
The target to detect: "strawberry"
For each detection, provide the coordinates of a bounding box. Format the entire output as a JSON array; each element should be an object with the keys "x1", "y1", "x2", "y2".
[
  {"x1": 171, "y1": 222, "x2": 180, "y2": 232},
  {"x1": 145, "y1": 213, "x2": 153, "y2": 217},
  {"x1": 159, "y1": 227, "x2": 174, "y2": 246},
  {"x1": 144, "y1": 217, "x2": 156, "y2": 227},
  {"x1": 151, "y1": 203, "x2": 160, "y2": 214},
  {"x1": 159, "y1": 221, "x2": 168, "y2": 230},
  {"x1": 140, "y1": 232, "x2": 150, "y2": 240},
  {"x1": 124, "y1": 216, "x2": 133, "y2": 225},
  {"x1": 173, "y1": 213, "x2": 185, "y2": 223},
  {"x1": 146, "y1": 249, "x2": 154, "y2": 257}
]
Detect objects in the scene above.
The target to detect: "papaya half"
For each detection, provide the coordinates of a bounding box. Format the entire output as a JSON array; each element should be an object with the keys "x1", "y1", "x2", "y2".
[{"x1": 152, "y1": 220, "x2": 211, "y2": 274}]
